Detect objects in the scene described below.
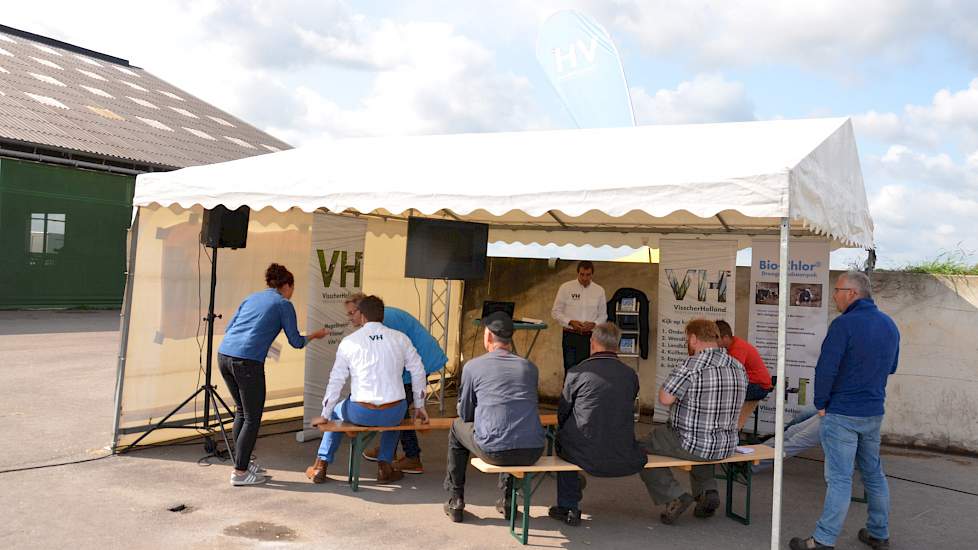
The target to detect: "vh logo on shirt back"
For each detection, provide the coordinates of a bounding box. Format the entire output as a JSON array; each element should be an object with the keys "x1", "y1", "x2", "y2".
[{"x1": 368, "y1": 334, "x2": 383, "y2": 341}]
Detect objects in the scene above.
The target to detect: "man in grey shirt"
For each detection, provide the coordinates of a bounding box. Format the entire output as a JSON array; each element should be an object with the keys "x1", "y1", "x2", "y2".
[{"x1": 444, "y1": 311, "x2": 546, "y2": 523}]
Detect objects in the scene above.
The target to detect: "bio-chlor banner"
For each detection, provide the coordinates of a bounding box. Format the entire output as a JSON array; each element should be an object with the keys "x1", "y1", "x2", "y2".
[
  {"x1": 656, "y1": 239, "x2": 737, "y2": 421},
  {"x1": 298, "y1": 213, "x2": 367, "y2": 442},
  {"x1": 747, "y1": 239, "x2": 830, "y2": 433}
]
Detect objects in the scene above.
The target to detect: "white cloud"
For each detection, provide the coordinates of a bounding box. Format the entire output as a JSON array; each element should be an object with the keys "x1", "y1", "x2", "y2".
[
  {"x1": 201, "y1": 2, "x2": 547, "y2": 142},
  {"x1": 630, "y1": 74, "x2": 754, "y2": 125},
  {"x1": 598, "y1": 1, "x2": 978, "y2": 70},
  {"x1": 855, "y1": 78, "x2": 978, "y2": 153},
  {"x1": 261, "y1": 31, "x2": 543, "y2": 143},
  {"x1": 869, "y1": 145, "x2": 978, "y2": 193}
]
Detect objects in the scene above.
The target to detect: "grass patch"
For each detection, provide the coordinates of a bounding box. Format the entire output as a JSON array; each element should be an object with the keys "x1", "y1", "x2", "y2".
[{"x1": 894, "y1": 249, "x2": 978, "y2": 275}]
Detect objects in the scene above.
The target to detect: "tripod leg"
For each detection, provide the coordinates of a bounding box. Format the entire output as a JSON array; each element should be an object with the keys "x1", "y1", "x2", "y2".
[
  {"x1": 206, "y1": 386, "x2": 236, "y2": 465},
  {"x1": 122, "y1": 386, "x2": 206, "y2": 451}
]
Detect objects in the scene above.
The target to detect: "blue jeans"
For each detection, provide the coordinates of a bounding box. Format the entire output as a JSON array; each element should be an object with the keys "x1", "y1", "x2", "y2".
[
  {"x1": 813, "y1": 413, "x2": 890, "y2": 546},
  {"x1": 754, "y1": 405, "x2": 821, "y2": 473},
  {"x1": 400, "y1": 383, "x2": 422, "y2": 458},
  {"x1": 317, "y1": 399, "x2": 407, "y2": 464}
]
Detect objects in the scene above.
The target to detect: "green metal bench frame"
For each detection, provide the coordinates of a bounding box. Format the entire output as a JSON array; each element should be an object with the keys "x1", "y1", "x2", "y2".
[{"x1": 507, "y1": 460, "x2": 758, "y2": 544}]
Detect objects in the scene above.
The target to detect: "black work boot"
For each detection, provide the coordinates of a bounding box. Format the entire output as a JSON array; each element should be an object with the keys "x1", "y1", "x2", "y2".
[
  {"x1": 693, "y1": 489, "x2": 720, "y2": 518},
  {"x1": 444, "y1": 496, "x2": 464, "y2": 523},
  {"x1": 548, "y1": 506, "x2": 582, "y2": 526}
]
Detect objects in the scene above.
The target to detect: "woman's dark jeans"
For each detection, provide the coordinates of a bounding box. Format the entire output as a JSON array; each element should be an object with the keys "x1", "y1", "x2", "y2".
[{"x1": 218, "y1": 353, "x2": 266, "y2": 471}]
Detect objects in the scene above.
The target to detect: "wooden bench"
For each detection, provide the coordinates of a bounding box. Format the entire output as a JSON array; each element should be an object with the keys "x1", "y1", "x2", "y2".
[
  {"x1": 471, "y1": 444, "x2": 776, "y2": 545},
  {"x1": 312, "y1": 413, "x2": 559, "y2": 491}
]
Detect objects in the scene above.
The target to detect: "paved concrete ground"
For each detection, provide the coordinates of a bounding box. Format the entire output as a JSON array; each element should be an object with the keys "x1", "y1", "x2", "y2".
[{"x1": 2, "y1": 310, "x2": 976, "y2": 549}]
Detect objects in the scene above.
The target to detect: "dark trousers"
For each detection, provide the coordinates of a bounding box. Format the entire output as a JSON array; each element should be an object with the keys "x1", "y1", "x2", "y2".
[
  {"x1": 400, "y1": 382, "x2": 422, "y2": 458},
  {"x1": 444, "y1": 418, "x2": 543, "y2": 501},
  {"x1": 745, "y1": 382, "x2": 772, "y2": 402},
  {"x1": 562, "y1": 331, "x2": 591, "y2": 371},
  {"x1": 557, "y1": 471, "x2": 583, "y2": 510},
  {"x1": 218, "y1": 353, "x2": 266, "y2": 471}
]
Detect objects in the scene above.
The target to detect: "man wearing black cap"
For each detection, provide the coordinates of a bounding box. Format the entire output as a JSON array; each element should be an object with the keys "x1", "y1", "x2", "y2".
[{"x1": 443, "y1": 311, "x2": 546, "y2": 523}]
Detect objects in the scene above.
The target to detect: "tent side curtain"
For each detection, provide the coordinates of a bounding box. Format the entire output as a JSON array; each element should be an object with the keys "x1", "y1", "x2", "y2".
[
  {"x1": 133, "y1": 117, "x2": 873, "y2": 249},
  {"x1": 115, "y1": 205, "x2": 313, "y2": 446}
]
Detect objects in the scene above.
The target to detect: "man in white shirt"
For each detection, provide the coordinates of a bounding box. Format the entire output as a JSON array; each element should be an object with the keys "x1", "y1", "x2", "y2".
[
  {"x1": 306, "y1": 295, "x2": 429, "y2": 484},
  {"x1": 551, "y1": 260, "x2": 608, "y2": 372}
]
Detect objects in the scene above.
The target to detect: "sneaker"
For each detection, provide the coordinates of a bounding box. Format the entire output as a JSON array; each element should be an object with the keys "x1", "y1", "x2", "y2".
[
  {"x1": 393, "y1": 455, "x2": 423, "y2": 474},
  {"x1": 789, "y1": 536, "x2": 834, "y2": 550},
  {"x1": 362, "y1": 446, "x2": 380, "y2": 462},
  {"x1": 659, "y1": 493, "x2": 695, "y2": 525},
  {"x1": 858, "y1": 528, "x2": 890, "y2": 550},
  {"x1": 248, "y1": 460, "x2": 267, "y2": 475},
  {"x1": 230, "y1": 470, "x2": 268, "y2": 486},
  {"x1": 693, "y1": 489, "x2": 720, "y2": 518},
  {"x1": 548, "y1": 506, "x2": 582, "y2": 526},
  {"x1": 444, "y1": 497, "x2": 464, "y2": 523}
]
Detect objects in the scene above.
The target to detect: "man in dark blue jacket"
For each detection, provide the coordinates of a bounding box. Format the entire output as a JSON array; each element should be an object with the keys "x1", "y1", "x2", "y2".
[{"x1": 791, "y1": 271, "x2": 899, "y2": 550}]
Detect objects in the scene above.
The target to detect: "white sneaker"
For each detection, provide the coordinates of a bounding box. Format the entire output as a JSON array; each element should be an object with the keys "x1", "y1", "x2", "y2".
[
  {"x1": 248, "y1": 460, "x2": 267, "y2": 475},
  {"x1": 231, "y1": 470, "x2": 268, "y2": 486}
]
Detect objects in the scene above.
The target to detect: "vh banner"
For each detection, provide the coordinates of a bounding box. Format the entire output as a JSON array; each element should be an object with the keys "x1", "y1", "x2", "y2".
[
  {"x1": 536, "y1": 10, "x2": 635, "y2": 129},
  {"x1": 656, "y1": 240, "x2": 737, "y2": 421},
  {"x1": 748, "y1": 239, "x2": 830, "y2": 433},
  {"x1": 298, "y1": 213, "x2": 368, "y2": 441}
]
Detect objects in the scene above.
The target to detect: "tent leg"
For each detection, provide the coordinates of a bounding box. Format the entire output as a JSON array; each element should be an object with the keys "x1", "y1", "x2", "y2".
[
  {"x1": 111, "y1": 208, "x2": 140, "y2": 452},
  {"x1": 770, "y1": 217, "x2": 790, "y2": 550}
]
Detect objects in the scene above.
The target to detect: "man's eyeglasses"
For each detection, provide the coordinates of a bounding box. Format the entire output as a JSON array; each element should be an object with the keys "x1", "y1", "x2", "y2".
[{"x1": 833, "y1": 287, "x2": 854, "y2": 294}]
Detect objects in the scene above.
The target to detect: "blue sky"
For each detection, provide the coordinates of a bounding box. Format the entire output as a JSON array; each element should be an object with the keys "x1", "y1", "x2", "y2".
[{"x1": 6, "y1": 1, "x2": 978, "y2": 269}]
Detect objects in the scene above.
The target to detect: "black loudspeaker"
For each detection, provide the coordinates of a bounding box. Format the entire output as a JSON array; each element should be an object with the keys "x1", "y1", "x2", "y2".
[{"x1": 200, "y1": 205, "x2": 250, "y2": 249}]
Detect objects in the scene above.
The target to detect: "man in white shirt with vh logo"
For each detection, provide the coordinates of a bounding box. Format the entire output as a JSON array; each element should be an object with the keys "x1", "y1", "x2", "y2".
[
  {"x1": 551, "y1": 261, "x2": 608, "y2": 373},
  {"x1": 306, "y1": 295, "x2": 428, "y2": 485}
]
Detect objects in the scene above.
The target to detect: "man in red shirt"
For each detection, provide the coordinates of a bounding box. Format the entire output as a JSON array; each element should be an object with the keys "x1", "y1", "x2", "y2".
[{"x1": 716, "y1": 320, "x2": 772, "y2": 428}]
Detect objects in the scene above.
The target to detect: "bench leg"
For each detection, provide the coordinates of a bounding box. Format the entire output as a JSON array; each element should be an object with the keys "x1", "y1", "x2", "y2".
[
  {"x1": 509, "y1": 474, "x2": 533, "y2": 545},
  {"x1": 348, "y1": 432, "x2": 377, "y2": 492},
  {"x1": 724, "y1": 462, "x2": 752, "y2": 525}
]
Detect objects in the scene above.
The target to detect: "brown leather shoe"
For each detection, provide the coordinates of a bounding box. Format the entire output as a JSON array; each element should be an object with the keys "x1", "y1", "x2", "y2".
[
  {"x1": 305, "y1": 458, "x2": 329, "y2": 484},
  {"x1": 377, "y1": 461, "x2": 403, "y2": 483},
  {"x1": 393, "y1": 455, "x2": 423, "y2": 474}
]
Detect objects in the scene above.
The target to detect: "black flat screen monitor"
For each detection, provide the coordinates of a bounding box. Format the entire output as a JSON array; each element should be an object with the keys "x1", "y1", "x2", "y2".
[
  {"x1": 481, "y1": 300, "x2": 515, "y2": 319},
  {"x1": 405, "y1": 217, "x2": 488, "y2": 280}
]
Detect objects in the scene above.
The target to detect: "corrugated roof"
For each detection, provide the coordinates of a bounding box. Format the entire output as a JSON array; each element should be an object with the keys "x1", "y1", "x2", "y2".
[{"x1": 0, "y1": 26, "x2": 290, "y2": 170}]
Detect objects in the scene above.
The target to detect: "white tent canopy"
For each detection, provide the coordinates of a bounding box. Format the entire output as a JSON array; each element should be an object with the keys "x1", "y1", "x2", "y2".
[
  {"x1": 134, "y1": 117, "x2": 872, "y2": 249},
  {"x1": 121, "y1": 117, "x2": 872, "y2": 550}
]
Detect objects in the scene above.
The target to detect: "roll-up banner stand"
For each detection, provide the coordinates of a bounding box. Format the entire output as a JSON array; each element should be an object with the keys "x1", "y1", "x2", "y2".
[
  {"x1": 297, "y1": 213, "x2": 368, "y2": 442},
  {"x1": 655, "y1": 239, "x2": 737, "y2": 421},
  {"x1": 748, "y1": 239, "x2": 830, "y2": 433}
]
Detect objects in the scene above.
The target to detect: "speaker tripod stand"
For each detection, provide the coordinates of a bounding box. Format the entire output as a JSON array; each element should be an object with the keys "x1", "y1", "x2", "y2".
[{"x1": 120, "y1": 245, "x2": 237, "y2": 460}]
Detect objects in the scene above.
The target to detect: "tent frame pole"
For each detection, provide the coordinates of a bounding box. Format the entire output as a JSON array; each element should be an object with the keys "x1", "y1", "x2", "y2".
[
  {"x1": 770, "y1": 216, "x2": 790, "y2": 549},
  {"x1": 111, "y1": 208, "x2": 140, "y2": 452}
]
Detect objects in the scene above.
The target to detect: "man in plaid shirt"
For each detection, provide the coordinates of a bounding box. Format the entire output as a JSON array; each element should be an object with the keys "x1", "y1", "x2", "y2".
[{"x1": 639, "y1": 319, "x2": 747, "y2": 524}]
